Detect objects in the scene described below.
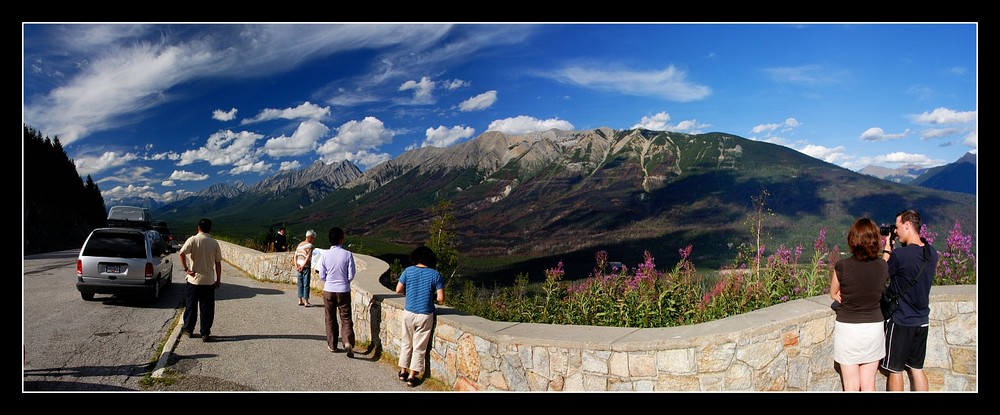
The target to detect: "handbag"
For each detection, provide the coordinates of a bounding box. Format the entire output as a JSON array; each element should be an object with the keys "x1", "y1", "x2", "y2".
[{"x1": 880, "y1": 244, "x2": 930, "y2": 321}]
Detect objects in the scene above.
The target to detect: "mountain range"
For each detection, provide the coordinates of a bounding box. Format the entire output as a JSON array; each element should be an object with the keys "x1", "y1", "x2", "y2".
[
  {"x1": 859, "y1": 151, "x2": 976, "y2": 194},
  {"x1": 150, "y1": 128, "x2": 977, "y2": 281}
]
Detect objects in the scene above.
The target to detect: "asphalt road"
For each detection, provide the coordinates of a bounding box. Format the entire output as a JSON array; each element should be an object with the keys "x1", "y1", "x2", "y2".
[
  {"x1": 23, "y1": 249, "x2": 422, "y2": 393},
  {"x1": 23, "y1": 249, "x2": 183, "y2": 391}
]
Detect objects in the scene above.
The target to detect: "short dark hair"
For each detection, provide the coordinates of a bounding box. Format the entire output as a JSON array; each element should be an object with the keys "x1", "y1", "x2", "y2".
[
  {"x1": 329, "y1": 227, "x2": 345, "y2": 246},
  {"x1": 410, "y1": 245, "x2": 438, "y2": 269},
  {"x1": 897, "y1": 209, "x2": 922, "y2": 232},
  {"x1": 198, "y1": 218, "x2": 213, "y2": 233}
]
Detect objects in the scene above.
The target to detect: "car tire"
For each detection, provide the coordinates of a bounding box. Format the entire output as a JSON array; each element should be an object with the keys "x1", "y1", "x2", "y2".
[{"x1": 81, "y1": 292, "x2": 95, "y2": 301}]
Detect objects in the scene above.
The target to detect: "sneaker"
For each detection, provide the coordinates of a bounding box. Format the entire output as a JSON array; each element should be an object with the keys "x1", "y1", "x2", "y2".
[
  {"x1": 181, "y1": 329, "x2": 193, "y2": 338},
  {"x1": 202, "y1": 334, "x2": 213, "y2": 342},
  {"x1": 346, "y1": 349, "x2": 354, "y2": 358}
]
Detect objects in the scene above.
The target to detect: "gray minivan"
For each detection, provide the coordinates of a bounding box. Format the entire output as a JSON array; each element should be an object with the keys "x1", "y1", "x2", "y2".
[{"x1": 75, "y1": 226, "x2": 174, "y2": 301}]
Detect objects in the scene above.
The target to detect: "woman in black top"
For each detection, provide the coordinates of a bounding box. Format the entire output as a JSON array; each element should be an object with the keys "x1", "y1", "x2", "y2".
[{"x1": 829, "y1": 218, "x2": 888, "y2": 391}]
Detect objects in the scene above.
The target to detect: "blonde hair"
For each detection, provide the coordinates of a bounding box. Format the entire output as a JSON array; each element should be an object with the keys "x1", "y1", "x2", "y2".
[{"x1": 305, "y1": 229, "x2": 316, "y2": 238}]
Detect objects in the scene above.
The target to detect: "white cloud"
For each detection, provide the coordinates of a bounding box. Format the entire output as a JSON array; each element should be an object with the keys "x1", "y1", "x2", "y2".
[
  {"x1": 751, "y1": 123, "x2": 781, "y2": 134},
  {"x1": 859, "y1": 127, "x2": 909, "y2": 142},
  {"x1": 262, "y1": 120, "x2": 328, "y2": 157},
  {"x1": 423, "y1": 125, "x2": 475, "y2": 148},
  {"x1": 799, "y1": 144, "x2": 850, "y2": 165},
  {"x1": 870, "y1": 152, "x2": 942, "y2": 168},
  {"x1": 317, "y1": 117, "x2": 394, "y2": 161},
  {"x1": 177, "y1": 129, "x2": 264, "y2": 167},
  {"x1": 101, "y1": 183, "x2": 162, "y2": 201},
  {"x1": 920, "y1": 127, "x2": 964, "y2": 140},
  {"x1": 280, "y1": 160, "x2": 301, "y2": 171},
  {"x1": 242, "y1": 101, "x2": 331, "y2": 124},
  {"x1": 964, "y1": 127, "x2": 977, "y2": 149},
  {"x1": 487, "y1": 115, "x2": 574, "y2": 135},
  {"x1": 751, "y1": 118, "x2": 799, "y2": 135},
  {"x1": 632, "y1": 112, "x2": 709, "y2": 133},
  {"x1": 399, "y1": 76, "x2": 435, "y2": 101},
  {"x1": 168, "y1": 170, "x2": 210, "y2": 181},
  {"x1": 74, "y1": 151, "x2": 140, "y2": 177},
  {"x1": 320, "y1": 149, "x2": 391, "y2": 169},
  {"x1": 947, "y1": 66, "x2": 968, "y2": 75},
  {"x1": 213, "y1": 108, "x2": 237, "y2": 121},
  {"x1": 458, "y1": 90, "x2": 497, "y2": 112},
  {"x1": 913, "y1": 107, "x2": 976, "y2": 124},
  {"x1": 548, "y1": 64, "x2": 710, "y2": 102},
  {"x1": 763, "y1": 65, "x2": 839, "y2": 85},
  {"x1": 445, "y1": 79, "x2": 470, "y2": 90},
  {"x1": 226, "y1": 160, "x2": 272, "y2": 175},
  {"x1": 161, "y1": 180, "x2": 175, "y2": 187},
  {"x1": 23, "y1": 25, "x2": 459, "y2": 145}
]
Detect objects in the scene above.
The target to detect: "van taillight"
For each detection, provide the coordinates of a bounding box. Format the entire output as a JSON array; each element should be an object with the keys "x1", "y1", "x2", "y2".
[
  {"x1": 145, "y1": 262, "x2": 154, "y2": 279},
  {"x1": 77, "y1": 260, "x2": 82, "y2": 276}
]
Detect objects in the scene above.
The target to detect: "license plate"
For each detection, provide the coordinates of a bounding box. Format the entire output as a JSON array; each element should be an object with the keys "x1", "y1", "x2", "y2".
[{"x1": 104, "y1": 264, "x2": 123, "y2": 273}]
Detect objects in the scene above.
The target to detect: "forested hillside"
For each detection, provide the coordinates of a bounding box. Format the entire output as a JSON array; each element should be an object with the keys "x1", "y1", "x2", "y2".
[{"x1": 24, "y1": 125, "x2": 108, "y2": 255}]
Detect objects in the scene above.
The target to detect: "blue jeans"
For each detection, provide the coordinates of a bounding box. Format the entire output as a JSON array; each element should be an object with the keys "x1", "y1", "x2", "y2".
[{"x1": 297, "y1": 267, "x2": 311, "y2": 300}]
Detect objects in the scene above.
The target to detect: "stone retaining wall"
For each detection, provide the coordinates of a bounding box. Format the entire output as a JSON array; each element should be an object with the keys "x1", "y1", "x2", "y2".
[{"x1": 220, "y1": 241, "x2": 977, "y2": 391}]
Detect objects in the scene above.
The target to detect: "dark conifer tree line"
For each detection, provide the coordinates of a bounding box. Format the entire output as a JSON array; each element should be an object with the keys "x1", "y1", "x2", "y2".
[{"x1": 24, "y1": 125, "x2": 107, "y2": 254}]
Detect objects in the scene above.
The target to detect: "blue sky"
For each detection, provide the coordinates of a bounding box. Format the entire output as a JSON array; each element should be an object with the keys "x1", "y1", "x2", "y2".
[{"x1": 22, "y1": 23, "x2": 977, "y2": 203}]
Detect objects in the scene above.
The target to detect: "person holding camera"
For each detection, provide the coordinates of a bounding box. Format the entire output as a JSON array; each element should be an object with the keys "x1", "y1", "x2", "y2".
[
  {"x1": 880, "y1": 209, "x2": 938, "y2": 391},
  {"x1": 829, "y1": 218, "x2": 888, "y2": 391}
]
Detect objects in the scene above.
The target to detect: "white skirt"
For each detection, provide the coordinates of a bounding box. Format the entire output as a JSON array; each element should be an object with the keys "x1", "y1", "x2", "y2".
[{"x1": 833, "y1": 321, "x2": 885, "y2": 365}]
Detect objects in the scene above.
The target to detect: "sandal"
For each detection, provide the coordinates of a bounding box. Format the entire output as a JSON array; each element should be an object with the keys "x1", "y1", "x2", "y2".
[
  {"x1": 397, "y1": 370, "x2": 407, "y2": 381},
  {"x1": 406, "y1": 377, "x2": 420, "y2": 387}
]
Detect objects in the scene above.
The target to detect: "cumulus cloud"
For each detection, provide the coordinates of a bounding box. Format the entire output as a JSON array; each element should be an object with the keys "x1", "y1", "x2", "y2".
[
  {"x1": 913, "y1": 107, "x2": 976, "y2": 124},
  {"x1": 871, "y1": 152, "x2": 943, "y2": 168},
  {"x1": 964, "y1": 127, "x2": 977, "y2": 148},
  {"x1": 445, "y1": 79, "x2": 470, "y2": 90},
  {"x1": 101, "y1": 183, "x2": 162, "y2": 202},
  {"x1": 177, "y1": 129, "x2": 264, "y2": 168},
  {"x1": 632, "y1": 112, "x2": 709, "y2": 134},
  {"x1": 74, "y1": 151, "x2": 140, "y2": 177},
  {"x1": 547, "y1": 64, "x2": 710, "y2": 102},
  {"x1": 226, "y1": 159, "x2": 271, "y2": 175},
  {"x1": 279, "y1": 160, "x2": 301, "y2": 171},
  {"x1": 798, "y1": 144, "x2": 850, "y2": 165},
  {"x1": 241, "y1": 101, "x2": 331, "y2": 125},
  {"x1": 859, "y1": 127, "x2": 909, "y2": 142},
  {"x1": 422, "y1": 125, "x2": 476, "y2": 148},
  {"x1": 317, "y1": 117, "x2": 394, "y2": 167},
  {"x1": 168, "y1": 169, "x2": 210, "y2": 181},
  {"x1": 751, "y1": 118, "x2": 799, "y2": 135},
  {"x1": 262, "y1": 120, "x2": 329, "y2": 157},
  {"x1": 486, "y1": 115, "x2": 574, "y2": 135},
  {"x1": 458, "y1": 90, "x2": 497, "y2": 112},
  {"x1": 399, "y1": 76, "x2": 435, "y2": 101},
  {"x1": 213, "y1": 108, "x2": 237, "y2": 121}
]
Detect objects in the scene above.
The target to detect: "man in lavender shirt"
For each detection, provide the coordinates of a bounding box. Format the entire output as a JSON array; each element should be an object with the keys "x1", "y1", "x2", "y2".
[{"x1": 317, "y1": 227, "x2": 357, "y2": 357}]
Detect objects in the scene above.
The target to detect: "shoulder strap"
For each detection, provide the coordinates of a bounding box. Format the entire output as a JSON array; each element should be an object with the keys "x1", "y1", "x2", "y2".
[{"x1": 888, "y1": 243, "x2": 930, "y2": 301}]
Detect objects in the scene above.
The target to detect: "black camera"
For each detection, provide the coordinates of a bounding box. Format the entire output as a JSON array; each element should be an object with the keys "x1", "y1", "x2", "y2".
[{"x1": 880, "y1": 224, "x2": 897, "y2": 237}]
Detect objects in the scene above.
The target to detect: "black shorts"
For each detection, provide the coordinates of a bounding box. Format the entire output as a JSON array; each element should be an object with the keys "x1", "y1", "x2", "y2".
[{"x1": 880, "y1": 320, "x2": 928, "y2": 372}]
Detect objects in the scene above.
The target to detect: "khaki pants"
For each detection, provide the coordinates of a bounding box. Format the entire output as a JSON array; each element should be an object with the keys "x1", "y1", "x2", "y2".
[{"x1": 398, "y1": 310, "x2": 434, "y2": 373}]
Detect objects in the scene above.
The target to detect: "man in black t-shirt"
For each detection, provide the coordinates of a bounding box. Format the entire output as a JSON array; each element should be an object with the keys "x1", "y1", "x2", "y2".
[{"x1": 880, "y1": 209, "x2": 938, "y2": 391}]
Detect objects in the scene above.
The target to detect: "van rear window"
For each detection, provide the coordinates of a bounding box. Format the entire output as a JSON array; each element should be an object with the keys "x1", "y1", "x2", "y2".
[{"x1": 82, "y1": 232, "x2": 146, "y2": 258}]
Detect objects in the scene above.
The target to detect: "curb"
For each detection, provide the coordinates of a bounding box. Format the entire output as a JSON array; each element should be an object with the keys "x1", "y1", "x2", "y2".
[{"x1": 151, "y1": 310, "x2": 184, "y2": 378}]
